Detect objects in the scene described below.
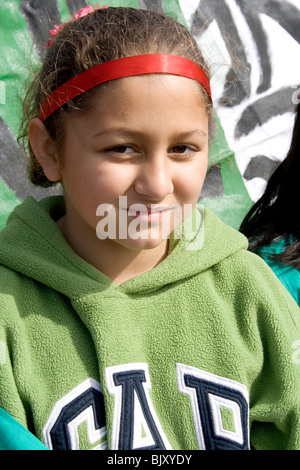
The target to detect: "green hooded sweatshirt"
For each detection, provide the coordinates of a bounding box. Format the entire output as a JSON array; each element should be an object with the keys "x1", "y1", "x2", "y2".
[{"x1": 0, "y1": 195, "x2": 299, "y2": 451}]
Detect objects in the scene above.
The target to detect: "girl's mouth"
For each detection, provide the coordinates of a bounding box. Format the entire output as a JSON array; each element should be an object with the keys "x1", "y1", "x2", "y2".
[{"x1": 127, "y1": 205, "x2": 171, "y2": 222}]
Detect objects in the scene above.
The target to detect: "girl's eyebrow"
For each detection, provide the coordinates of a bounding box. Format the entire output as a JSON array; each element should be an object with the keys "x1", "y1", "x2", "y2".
[
  {"x1": 92, "y1": 128, "x2": 208, "y2": 139},
  {"x1": 174, "y1": 129, "x2": 208, "y2": 138},
  {"x1": 92, "y1": 128, "x2": 139, "y2": 138}
]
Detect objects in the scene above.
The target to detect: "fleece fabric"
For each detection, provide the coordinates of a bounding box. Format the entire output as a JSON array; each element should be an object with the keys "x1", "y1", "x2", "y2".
[
  {"x1": 257, "y1": 238, "x2": 300, "y2": 306},
  {"x1": 0, "y1": 195, "x2": 299, "y2": 451}
]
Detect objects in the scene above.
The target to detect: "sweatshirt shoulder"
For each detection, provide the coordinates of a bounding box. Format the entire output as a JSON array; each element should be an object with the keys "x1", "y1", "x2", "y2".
[
  {"x1": 220, "y1": 247, "x2": 300, "y2": 325},
  {"x1": 219, "y1": 244, "x2": 290, "y2": 290},
  {"x1": 0, "y1": 265, "x2": 36, "y2": 326},
  {"x1": 202, "y1": 206, "x2": 249, "y2": 251},
  {"x1": 0, "y1": 264, "x2": 22, "y2": 290}
]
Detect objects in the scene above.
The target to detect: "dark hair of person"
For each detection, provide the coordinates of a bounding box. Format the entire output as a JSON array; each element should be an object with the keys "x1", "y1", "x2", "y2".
[
  {"x1": 240, "y1": 102, "x2": 300, "y2": 269},
  {"x1": 18, "y1": 7, "x2": 214, "y2": 187}
]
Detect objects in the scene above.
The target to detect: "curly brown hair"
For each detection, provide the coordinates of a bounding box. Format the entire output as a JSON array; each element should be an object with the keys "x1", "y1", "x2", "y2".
[{"x1": 19, "y1": 7, "x2": 213, "y2": 187}]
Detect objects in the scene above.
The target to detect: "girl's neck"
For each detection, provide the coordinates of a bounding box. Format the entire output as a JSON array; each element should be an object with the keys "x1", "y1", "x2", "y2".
[{"x1": 56, "y1": 215, "x2": 169, "y2": 285}]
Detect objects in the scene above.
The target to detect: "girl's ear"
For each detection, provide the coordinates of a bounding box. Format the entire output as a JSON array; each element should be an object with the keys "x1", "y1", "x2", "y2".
[{"x1": 28, "y1": 118, "x2": 62, "y2": 182}]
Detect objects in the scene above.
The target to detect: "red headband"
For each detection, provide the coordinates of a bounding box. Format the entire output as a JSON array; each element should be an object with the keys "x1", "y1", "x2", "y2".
[{"x1": 39, "y1": 54, "x2": 212, "y2": 122}]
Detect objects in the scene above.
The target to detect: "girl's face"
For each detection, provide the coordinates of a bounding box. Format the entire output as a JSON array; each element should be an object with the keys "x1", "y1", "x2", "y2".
[{"x1": 52, "y1": 74, "x2": 209, "y2": 252}]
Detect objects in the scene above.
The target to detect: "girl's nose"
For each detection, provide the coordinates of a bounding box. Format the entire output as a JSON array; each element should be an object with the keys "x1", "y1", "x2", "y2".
[{"x1": 134, "y1": 155, "x2": 174, "y2": 201}]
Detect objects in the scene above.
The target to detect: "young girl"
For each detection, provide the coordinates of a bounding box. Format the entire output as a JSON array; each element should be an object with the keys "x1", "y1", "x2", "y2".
[
  {"x1": 240, "y1": 102, "x2": 300, "y2": 305},
  {"x1": 0, "y1": 6, "x2": 299, "y2": 451}
]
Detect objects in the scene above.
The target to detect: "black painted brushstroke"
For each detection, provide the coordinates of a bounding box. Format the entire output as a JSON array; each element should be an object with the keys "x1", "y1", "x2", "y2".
[
  {"x1": 236, "y1": 0, "x2": 272, "y2": 94},
  {"x1": 198, "y1": 165, "x2": 224, "y2": 201},
  {"x1": 19, "y1": 0, "x2": 61, "y2": 57},
  {"x1": 66, "y1": 0, "x2": 88, "y2": 16},
  {"x1": 243, "y1": 155, "x2": 278, "y2": 181},
  {"x1": 234, "y1": 87, "x2": 295, "y2": 138},
  {"x1": 191, "y1": 0, "x2": 251, "y2": 107},
  {"x1": 0, "y1": 117, "x2": 61, "y2": 200},
  {"x1": 191, "y1": 0, "x2": 300, "y2": 107},
  {"x1": 262, "y1": 0, "x2": 300, "y2": 43},
  {"x1": 139, "y1": 0, "x2": 165, "y2": 13},
  {"x1": 236, "y1": 0, "x2": 300, "y2": 95}
]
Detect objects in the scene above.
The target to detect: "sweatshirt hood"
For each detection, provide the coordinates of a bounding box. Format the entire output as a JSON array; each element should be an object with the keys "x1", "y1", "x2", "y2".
[{"x1": 0, "y1": 196, "x2": 248, "y2": 297}]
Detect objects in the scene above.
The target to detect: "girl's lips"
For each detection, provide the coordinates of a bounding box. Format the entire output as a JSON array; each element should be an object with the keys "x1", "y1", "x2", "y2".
[{"x1": 127, "y1": 205, "x2": 172, "y2": 221}]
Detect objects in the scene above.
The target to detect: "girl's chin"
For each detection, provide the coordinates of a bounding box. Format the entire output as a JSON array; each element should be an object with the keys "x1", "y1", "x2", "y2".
[{"x1": 107, "y1": 235, "x2": 170, "y2": 253}]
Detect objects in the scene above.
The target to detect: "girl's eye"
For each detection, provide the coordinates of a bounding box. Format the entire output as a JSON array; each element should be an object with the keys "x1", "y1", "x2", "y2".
[
  {"x1": 106, "y1": 145, "x2": 134, "y2": 154},
  {"x1": 169, "y1": 145, "x2": 195, "y2": 155}
]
